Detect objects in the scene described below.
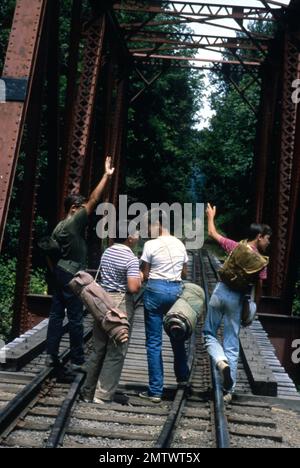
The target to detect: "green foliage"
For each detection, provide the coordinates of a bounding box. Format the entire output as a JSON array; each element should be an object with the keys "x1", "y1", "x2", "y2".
[
  {"x1": 29, "y1": 269, "x2": 48, "y2": 295},
  {"x1": 188, "y1": 21, "x2": 273, "y2": 237},
  {"x1": 292, "y1": 280, "x2": 300, "y2": 317},
  {"x1": 0, "y1": 257, "x2": 16, "y2": 341},
  {"x1": 126, "y1": 67, "x2": 204, "y2": 206},
  {"x1": 0, "y1": 256, "x2": 47, "y2": 341},
  {"x1": 0, "y1": 0, "x2": 15, "y2": 72},
  {"x1": 190, "y1": 74, "x2": 259, "y2": 237}
]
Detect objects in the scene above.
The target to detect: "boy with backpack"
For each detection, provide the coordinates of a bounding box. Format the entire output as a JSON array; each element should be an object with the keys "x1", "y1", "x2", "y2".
[{"x1": 203, "y1": 203, "x2": 272, "y2": 403}]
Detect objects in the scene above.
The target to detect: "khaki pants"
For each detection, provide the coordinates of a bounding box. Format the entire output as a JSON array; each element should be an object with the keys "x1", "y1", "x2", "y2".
[{"x1": 82, "y1": 292, "x2": 135, "y2": 402}]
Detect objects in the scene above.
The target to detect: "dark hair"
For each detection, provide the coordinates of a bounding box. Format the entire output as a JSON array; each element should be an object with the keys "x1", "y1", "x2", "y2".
[
  {"x1": 146, "y1": 209, "x2": 169, "y2": 227},
  {"x1": 247, "y1": 223, "x2": 272, "y2": 241},
  {"x1": 114, "y1": 219, "x2": 138, "y2": 244},
  {"x1": 64, "y1": 194, "x2": 86, "y2": 213}
]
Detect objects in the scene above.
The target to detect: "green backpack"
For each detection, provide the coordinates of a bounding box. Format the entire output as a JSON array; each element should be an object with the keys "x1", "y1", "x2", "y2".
[{"x1": 218, "y1": 240, "x2": 269, "y2": 293}]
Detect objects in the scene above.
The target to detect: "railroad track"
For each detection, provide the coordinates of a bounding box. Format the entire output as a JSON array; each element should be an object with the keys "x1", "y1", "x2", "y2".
[{"x1": 0, "y1": 250, "x2": 298, "y2": 448}]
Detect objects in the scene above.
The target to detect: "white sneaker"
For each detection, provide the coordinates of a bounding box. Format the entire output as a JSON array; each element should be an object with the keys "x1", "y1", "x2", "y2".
[
  {"x1": 93, "y1": 397, "x2": 111, "y2": 405},
  {"x1": 223, "y1": 393, "x2": 232, "y2": 405},
  {"x1": 139, "y1": 392, "x2": 162, "y2": 403}
]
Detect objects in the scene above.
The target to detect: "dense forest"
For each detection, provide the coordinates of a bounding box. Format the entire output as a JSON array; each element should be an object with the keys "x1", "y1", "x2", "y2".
[{"x1": 0, "y1": 1, "x2": 299, "y2": 340}]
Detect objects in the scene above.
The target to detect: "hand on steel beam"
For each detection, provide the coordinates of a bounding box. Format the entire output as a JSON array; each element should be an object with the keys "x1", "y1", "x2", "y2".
[{"x1": 105, "y1": 156, "x2": 115, "y2": 178}]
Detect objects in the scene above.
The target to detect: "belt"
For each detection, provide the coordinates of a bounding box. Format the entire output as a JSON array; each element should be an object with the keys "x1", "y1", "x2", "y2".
[{"x1": 103, "y1": 289, "x2": 128, "y2": 294}]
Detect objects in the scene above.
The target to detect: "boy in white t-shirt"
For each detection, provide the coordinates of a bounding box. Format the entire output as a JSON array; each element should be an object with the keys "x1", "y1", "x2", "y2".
[{"x1": 139, "y1": 211, "x2": 189, "y2": 403}]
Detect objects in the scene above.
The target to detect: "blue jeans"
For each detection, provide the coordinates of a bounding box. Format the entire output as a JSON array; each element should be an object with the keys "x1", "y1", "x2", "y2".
[
  {"x1": 46, "y1": 267, "x2": 84, "y2": 365},
  {"x1": 202, "y1": 282, "x2": 243, "y2": 392},
  {"x1": 144, "y1": 279, "x2": 189, "y2": 396}
]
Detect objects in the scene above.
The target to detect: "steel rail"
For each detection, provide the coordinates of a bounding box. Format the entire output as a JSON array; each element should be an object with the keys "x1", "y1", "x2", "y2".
[
  {"x1": 199, "y1": 250, "x2": 230, "y2": 449},
  {"x1": 0, "y1": 328, "x2": 92, "y2": 438},
  {"x1": 154, "y1": 251, "x2": 198, "y2": 448},
  {"x1": 45, "y1": 372, "x2": 86, "y2": 448}
]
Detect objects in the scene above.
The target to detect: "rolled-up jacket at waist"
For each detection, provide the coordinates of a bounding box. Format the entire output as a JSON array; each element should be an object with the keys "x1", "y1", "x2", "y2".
[{"x1": 69, "y1": 271, "x2": 130, "y2": 343}]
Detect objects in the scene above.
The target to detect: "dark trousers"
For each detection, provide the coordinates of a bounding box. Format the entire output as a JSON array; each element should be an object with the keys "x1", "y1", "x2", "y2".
[{"x1": 46, "y1": 267, "x2": 84, "y2": 365}]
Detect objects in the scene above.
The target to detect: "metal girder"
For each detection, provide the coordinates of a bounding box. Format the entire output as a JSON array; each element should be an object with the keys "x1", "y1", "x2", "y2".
[
  {"x1": 60, "y1": 0, "x2": 83, "y2": 217},
  {"x1": 270, "y1": 36, "x2": 300, "y2": 299},
  {"x1": 125, "y1": 30, "x2": 271, "y2": 42},
  {"x1": 110, "y1": 77, "x2": 129, "y2": 209},
  {"x1": 222, "y1": 72, "x2": 258, "y2": 117},
  {"x1": 284, "y1": 92, "x2": 300, "y2": 310},
  {"x1": 128, "y1": 36, "x2": 269, "y2": 52},
  {"x1": 233, "y1": 15, "x2": 268, "y2": 57},
  {"x1": 60, "y1": 16, "x2": 106, "y2": 210},
  {"x1": 133, "y1": 53, "x2": 262, "y2": 66},
  {"x1": 11, "y1": 1, "x2": 50, "y2": 336},
  {"x1": 254, "y1": 64, "x2": 280, "y2": 225},
  {"x1": 0, "y1": 0, "x2": 48, "y2": 251},
  {"x1": 114, "y1": 1, "x2": 276, "y2": 21},
  {"x1": 121, "y1": 18, "x2": 273, "y2": 37},
  {"x1": 131, "y1": 69, "x2": 165, "y2": 104},
  {"x1": 134, "y1": 60, "x2": 223, "y2": 71}
]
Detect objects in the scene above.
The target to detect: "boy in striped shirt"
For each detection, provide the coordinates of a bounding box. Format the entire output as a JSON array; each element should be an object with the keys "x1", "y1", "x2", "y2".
[{"x1": 81, "y1": 222, "x2": 142, "y2": 404}]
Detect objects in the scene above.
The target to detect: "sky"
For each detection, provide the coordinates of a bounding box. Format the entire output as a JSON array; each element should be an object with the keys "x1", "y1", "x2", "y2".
[{"x1": 174, "y1": 0, "x2": 291, "y2": 127}]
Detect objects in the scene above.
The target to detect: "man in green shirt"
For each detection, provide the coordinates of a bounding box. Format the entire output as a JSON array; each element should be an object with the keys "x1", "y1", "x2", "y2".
[{"x1": 46, "y1": 157, "x2": 115, "y2": 370}]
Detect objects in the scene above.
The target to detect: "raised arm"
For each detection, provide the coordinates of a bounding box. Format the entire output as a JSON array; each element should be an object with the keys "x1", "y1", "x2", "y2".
[
  {"x1": 206, "y1": 203, "x2": 223, "y2": 243},
  {"x1": 84, "y1": 157, "x2": 115, "y2": 216}
]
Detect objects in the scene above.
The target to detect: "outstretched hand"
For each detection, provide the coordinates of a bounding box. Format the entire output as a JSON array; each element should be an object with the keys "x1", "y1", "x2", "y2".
[
  {"x1": 105, "y1": 156, "x2": 115, "y2": 177},
  {"x1": 206, "y1": 203, "x2": 217, "y2": 219}
]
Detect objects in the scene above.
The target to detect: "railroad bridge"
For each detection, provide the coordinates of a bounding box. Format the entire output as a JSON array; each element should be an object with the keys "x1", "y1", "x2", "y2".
[{"x1": 0, "y1": 0, "x2": 300, "y2": 449}]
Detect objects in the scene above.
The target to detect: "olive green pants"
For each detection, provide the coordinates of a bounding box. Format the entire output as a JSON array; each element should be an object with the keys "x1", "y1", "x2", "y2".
[{"x1": 82, "y1": 292, "x2": 135, "y2": 402}]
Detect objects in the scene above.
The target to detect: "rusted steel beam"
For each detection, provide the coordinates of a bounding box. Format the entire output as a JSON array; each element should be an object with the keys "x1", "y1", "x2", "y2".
[
  {"x1": 133, "y1": 53, "x2": 262, "y2": 66},
  {"x1": 134, "y1": 58, "x2": 259, "y2": 70},
  {"x1": 121, "y1": 17, "x2": 274, "y2": 36},
  {"x1": 284, "y1": 89, "x2": 300, "y2": 310},
  {"x1": 254, "y1": 60, "x2": 281, "y2": 225},
  {"x1": 60, "y1": 15, "x2": 106, "y2": 215},
  {"x1": 59, "y1": 0, "x2": 83, "y2": 219},
  {"x1": 0, "y1": 0, "x2": 48, "y2": 250},
  {"x1": 222, "y1": 67, "x2": 258, "y2": 117},
  {"x1": 45, "y1": 0, "x2": 60, "y2": 230},
  {"x1": 269, "y1": 35, "x2": 300, "y2": 300},
  {"x1": 114, "y1": 2, "x2": 274, "y2": 20},
  {"x1": 125, "y1": 31, "x2": 271, "y2": 42},
  {"x1": 118, "y1": 1, "x2": 274, "y2": 10},
  {"x1": 128, "y1": 36, "x2": 269, "y2": 51},
  {"x1": 131, "y1": 70, "x2": 164, "y2": 104},
  {"x1": 110, "y1": 77, "x2": 129, "y2": 210},
  {"x1": 234, "y1": 15, "x2": 268, "y2": 57},
  {"x1": 11, "y1": 5, "x2": 49, "y2": 337}
]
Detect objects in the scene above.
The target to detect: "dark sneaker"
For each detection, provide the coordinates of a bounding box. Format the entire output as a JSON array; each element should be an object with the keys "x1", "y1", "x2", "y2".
[
  {"x1": 79, "y1": 393, "x2": 92, "y2": 404},
  {"x1": 45, "y1": 354, "x2": 61, "y2": 368},
  {"x1": 70, "y1": 363, "x2": 85, "y2": 373},
  {"x1": 217, "y1": 360, "x2": 233, "y2": 392},
  {"x1": 139, "y1": 392, "x2": 162, "y2": 403},
  {"x1": 113, "y1": 392, "x2": 129, "y2": 405}
]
